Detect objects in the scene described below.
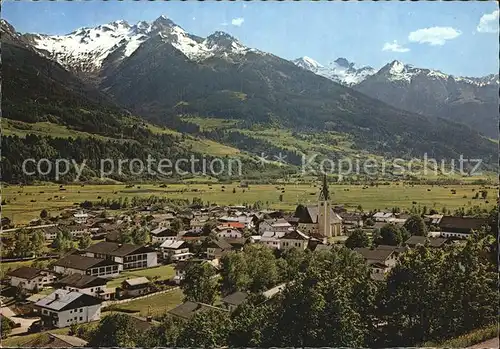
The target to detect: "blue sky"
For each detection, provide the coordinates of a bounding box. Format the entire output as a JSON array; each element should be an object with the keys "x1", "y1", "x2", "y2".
[{"x1": 3, "y1": 0, "x2": 498, "y2": 76}]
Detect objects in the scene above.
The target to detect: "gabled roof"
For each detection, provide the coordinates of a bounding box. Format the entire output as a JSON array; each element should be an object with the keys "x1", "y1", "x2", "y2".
[
  {"x1": 438, "y1": 216, "x2": 488, "y2": 233},
  {"x1": 35, "y1": 289, "x2": 101, "y2": 311},
  {"x1": 221, "y1": 291, "x2": 249, "y2": 306},
  {"x1": 85, "y1": 241, "x2": 155, "y2": 256},
  {"x1": 295, "y1": 205, "x2": 342, "y2": 224},
  {"x1": 58, "y1": 274, "x2": 107, "y2": 289},
  {"x1": 7, "y1": 267, "x2": 44, "y2": 280},
  {"x1": 151, "y1": 227, "x2": 177, "y2": 237},
  {"x1": 281, "y1": 229, "x2": 309, "y2": 241},
  {"x1": 53, "y1": 254, "x2": 119, "y2": 270},
  {"x1": 123, "y1": 277, "x2": 150, "y2": 286},
  {"x1": 405, "y1": 236, "x2": 448, "y2": 248},
  {"x1": 208, "y1": 238, "x2": 233, "y2": 250},
  {"x1": 168, "y1": 301, "x2": 228, "y2": 320},
  {"x1": 160, "y1": 240, "x2": 187, "y2": 249},
  {"x1": 354, "y1": 246, "x2": 398, "y2": 263}
]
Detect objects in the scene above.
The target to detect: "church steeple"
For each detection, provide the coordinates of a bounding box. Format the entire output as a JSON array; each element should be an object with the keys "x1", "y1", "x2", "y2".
[{"x1": 319, "y1": 174, "x2": 330, "y2": 201}]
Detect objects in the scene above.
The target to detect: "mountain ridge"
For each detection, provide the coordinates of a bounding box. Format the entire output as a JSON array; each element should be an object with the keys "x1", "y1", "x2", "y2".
[{"x1": 3, "y1": 18, "x2": 497, "y2": 171}]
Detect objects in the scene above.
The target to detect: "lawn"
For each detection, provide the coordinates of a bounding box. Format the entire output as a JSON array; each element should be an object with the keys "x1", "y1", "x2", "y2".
[
  {"x1": 2, "y1": 183, "x2": 496, "y2": 226},
  {"x1": 106, "y1": 265, "x2": 175, "y2": 288},
  {"x1": 105, "y1": 288, "x2": 184, "y2": 318}
]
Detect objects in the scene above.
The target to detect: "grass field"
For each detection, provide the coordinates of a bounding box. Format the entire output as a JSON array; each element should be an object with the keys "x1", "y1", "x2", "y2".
[
  {"x1": 106, "y1": 265, "x2": 175, "y2": 288},
  {"x1": 2, "y1": 183, "x2": 496, "y2": 226},
  {"x1": 105, "y1": 288, "x2": 184, "y2": 318}
]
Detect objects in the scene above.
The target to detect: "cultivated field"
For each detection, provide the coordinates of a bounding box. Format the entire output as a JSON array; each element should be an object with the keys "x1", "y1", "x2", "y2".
[{"x1": 2, "y1": 182, "x2": 496, "y2": 226}]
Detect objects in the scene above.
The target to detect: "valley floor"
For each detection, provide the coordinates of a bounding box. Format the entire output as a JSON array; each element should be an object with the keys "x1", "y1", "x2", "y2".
[{"x1": 2, "y1": 182, "x2": 496, "y2": 226}]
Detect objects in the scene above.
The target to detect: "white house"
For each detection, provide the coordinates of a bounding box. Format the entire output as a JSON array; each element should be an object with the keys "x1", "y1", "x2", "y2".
[
  {"x1": 279, "y1": 230, "x2": 310, "y2": 251},
  {"x1": 372, "y1": 212, "x2": 395, "y2": 222},
  {"x1": 35, "y1": 289, "x2": 102, "y2": 328},
  {"x1": 62, "y1": 224, "x2": 89, "y2": 238},
  {"x1": 160, "y1": 240, "x2": 192, "y2": 262},
  {"x1": 58, "y1": 274, "x2": 114, "y2": 300},
  {"x1": 84, "y1": 242, "x2": 158, "y2": 270},
  {"x1": 73, "y1": 211, "x2": 89, "y2": 224},
  {"x1": 260, "y1": 231, "x2": 286, "y2": 249},
  {"x1": 214, "y1": 227, "x2": 244, "y2": 239},
  {"x1": 7, "y1": 267, "x2": 56, "y2": 291},
  {"x1": 150, "y1": 227, "x2": 178, "y2": 244},
  {"x1": 258, "y1": 219, "x2": 292, "y2": 234}
]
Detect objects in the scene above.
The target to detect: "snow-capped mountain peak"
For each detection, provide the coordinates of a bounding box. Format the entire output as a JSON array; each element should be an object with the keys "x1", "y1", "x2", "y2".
[
  {"x1": 293, "y1": 56, "x2": 375, "y2": 86},
  {"x1": 27, "y1": 16, "x2": 254, "y2": 74}
]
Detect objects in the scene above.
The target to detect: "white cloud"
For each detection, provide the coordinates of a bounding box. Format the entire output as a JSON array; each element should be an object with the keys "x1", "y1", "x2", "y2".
[
  {"x1": 220, "y1": 22, "x2": 229, "y2": 26},
  {"x1": 192, "y1": 17, "x2": 196, "y2": 21},
  {"x1": 408, "y1": 26, "x2": 461, "y2": 46},
  {"x1": 231, "y1": 17, "x2": 245, "y2": 27},
  {"x1": 477, "y1": 10, "x2": 499, "y2": 33},
  {"x1": 382, "y1": 40, "x2": 410, "y2": 53}
]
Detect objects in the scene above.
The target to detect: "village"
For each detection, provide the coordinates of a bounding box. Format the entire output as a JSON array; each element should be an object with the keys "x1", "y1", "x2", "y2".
[{"x1": 0, "y1": 178, "x2": 495, "y2": 347}]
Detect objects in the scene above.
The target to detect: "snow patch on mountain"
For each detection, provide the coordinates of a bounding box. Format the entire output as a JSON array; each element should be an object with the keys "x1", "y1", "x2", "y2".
[
  {"x1": 292, "y1": 56, "x2": 375, "y2": 86},
  {"x1": 29, "y1": 16, "x2": 256, "y2": 73}
]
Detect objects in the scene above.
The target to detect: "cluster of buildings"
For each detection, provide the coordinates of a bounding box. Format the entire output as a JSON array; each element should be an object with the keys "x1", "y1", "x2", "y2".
[{"x1": 3, "y1": 180, "x2": 490, "y2": 336}]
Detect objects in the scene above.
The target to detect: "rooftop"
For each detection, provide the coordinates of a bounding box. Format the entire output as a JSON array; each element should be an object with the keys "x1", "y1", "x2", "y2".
[
  {"x1": 53, "y1": 254, "x2": 119, "y2": 270},
  {"x1": 35, "y1": 289, "x2": 101, "y2": 311},
  {"x1": 7, "y1": 266, "x2": 44, "y2": 280},
  {"x1": 221, "y1": 291, "x2": 248, "y2": 306},
  {"x1": 58, "y1": 273, "x2": 107, "y2": 288},
  {"x1": 85, "y1": 241, "x2": 155, "y2": 256}
]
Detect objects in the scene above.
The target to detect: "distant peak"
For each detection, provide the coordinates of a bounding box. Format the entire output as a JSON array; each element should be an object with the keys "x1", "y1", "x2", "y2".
[
  {"x1": 208, "y1": 31, "x2": 236, "y2": 40},
  {"x1": 293, "y1": 56, "x2": 324, "y2": 69},
  {"x1": 334, "y1": 57, "x2": 353, "y2": 68},
  {"x1": 153, "y1": 15, "x2": 176, "y2": 27}
]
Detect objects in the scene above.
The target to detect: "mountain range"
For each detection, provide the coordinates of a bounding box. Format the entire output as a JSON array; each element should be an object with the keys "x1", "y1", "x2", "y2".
[
  {"x1": 292, "y1": 56, "x2": 499, "y2": 139},
  {"x1": 1, "y1": 17, "x2": 497, "y2": 182}
]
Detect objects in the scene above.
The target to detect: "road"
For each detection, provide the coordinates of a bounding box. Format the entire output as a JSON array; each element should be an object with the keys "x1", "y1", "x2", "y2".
[
  {"x1": 0, "y1": 306, "x2": 40, "y2": 335},
  {"x1": 468, "y1": 336, "x2": 499, "y2": 349}
]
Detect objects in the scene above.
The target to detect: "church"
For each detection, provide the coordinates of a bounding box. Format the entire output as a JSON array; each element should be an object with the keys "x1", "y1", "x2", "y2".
[{"x1": 294, "y1": 176, "x2": 343, "y2": 238}]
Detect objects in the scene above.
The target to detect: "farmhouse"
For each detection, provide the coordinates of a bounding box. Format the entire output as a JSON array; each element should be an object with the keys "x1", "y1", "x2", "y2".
[
  {"x1": 35, "y1": 289, "x2": 101, "y2": 328},
  {"x1": 260, "y1": 230, "x2": 286, "y2": 249},
  {"x1": 206, "y1": 239, "x2": 233, "y2": 260},
  {"x1": 214, "y1": 226, "x2": 244, "y2": 239},
  {"x1": 150, "y1": 227, "x2": 178, "y2": 244},
  {"x1": 84, "y1": 241, "x2": 158, "y2": 269},
  {"x1": 279, "y1": 229, "x2": 310, "y2": 251},
  {"x1": 7, "y1": 267, "x2": 56, "y2": 291},
  {"x1": 57, "y1": 274, "x2": 114, "y2": 300},
  {"x1": 404, "y1": 236, "x2": 449, "y2": 248},
  {"x1": 120, "y1": 277, "x2": 151, "y2": 297},
  {"x1": 53, "y1": 255, "x2": 122, "y2": 278},
  {"x1": 354, "y1": 245, "x2": 405, "y2": 280},
  {"x1": 160, "y1": 240, "x2": 192, "y2": 262},
  {"x1": 258, "y1": 218, "x2": 292, "y2": 234},
  {"x1": 438, "y1": 216, "x2": 488, "y2": 239}
]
